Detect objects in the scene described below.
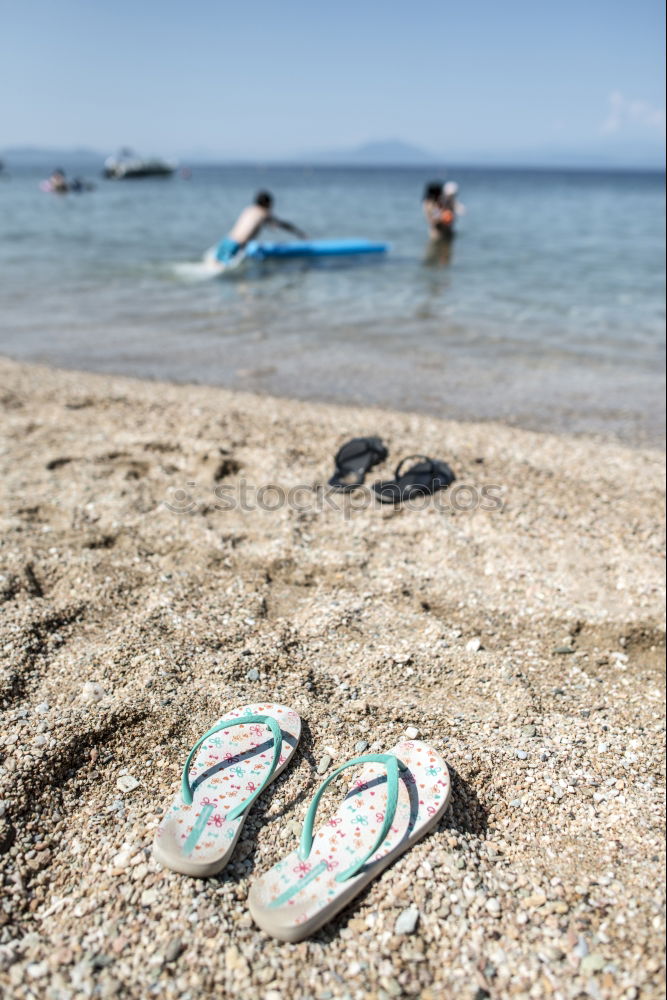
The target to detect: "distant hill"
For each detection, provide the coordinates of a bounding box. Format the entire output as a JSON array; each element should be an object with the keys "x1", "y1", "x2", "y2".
[
  {"x1": 1, "y1": 146, "x2": 103, "y2": 167},
  {"x1": 304, "y1": 139, "x2": 442, "y2": 165}
]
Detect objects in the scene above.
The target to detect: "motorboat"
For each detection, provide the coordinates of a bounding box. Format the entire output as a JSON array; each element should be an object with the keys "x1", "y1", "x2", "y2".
[{"x1": 104, "y1": 149, "x2": 175, "y2": 179}]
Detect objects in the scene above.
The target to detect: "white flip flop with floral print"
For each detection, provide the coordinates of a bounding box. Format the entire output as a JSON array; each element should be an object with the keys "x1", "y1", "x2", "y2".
[
  {"x1": 152, "y1": 703, "x2": 301, "y2": 877},
  {"x1": 248, "y1": 739, "x2": 450, "y2": 940}
]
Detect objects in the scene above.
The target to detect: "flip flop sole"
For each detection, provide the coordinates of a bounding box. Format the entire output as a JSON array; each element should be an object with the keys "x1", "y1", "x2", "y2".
[
  {"x1": 248, "y1": 740, "x2": 450, "y2": 941},
  {"x1": 152, "y1": 703, "x2": 301, "y2": 877}
]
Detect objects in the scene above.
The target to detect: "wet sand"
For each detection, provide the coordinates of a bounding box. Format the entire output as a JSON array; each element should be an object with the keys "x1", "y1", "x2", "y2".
[{"x1": 0, "y1": 356, "x2": 664, "y2": 999}]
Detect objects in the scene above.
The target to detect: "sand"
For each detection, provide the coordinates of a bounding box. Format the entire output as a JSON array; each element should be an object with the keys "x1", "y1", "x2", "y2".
[{"x1": 0, "y1": 356, "x2": 664, "y2": 1000}]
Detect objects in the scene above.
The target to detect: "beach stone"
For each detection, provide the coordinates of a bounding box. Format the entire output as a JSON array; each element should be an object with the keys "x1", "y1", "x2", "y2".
[
  {"x1": 354, "y1": 740, "x2": 369, "y2": 753},
  {"x1": 140, "y1": 888, "x2": 158, "y2": 907},
  {"x1": 516, "y1": 749, "x2": 528, "y2": 760},
  {"x1": 466, "y1": 638, "x2": 483, "y2": 652},
  {"x1": 116, "y1": 775, "x2": 139, "y2": 794},
  {"x1": 581, "y1": 953, "x2": 605, "y2": 974},
  {"x1": 394, "y1": 907, "x2": 419, "y2": 934},
  {"x1": 521, "y1": 725, "x2": 537, "y2": 737},
  {"x1": 163, "y1": 938, "x2": 184, "y2": 965},
  {"x1": 485, "y1": 898, "x2": 501, "y2": 916},
  {"x1": 553, "y1": 646, "x2": 575, "y2": 655},
  {"x1": 27, "y1": 961, "x2": 49, "y2": 980},
  {"x1": 35, "y1": 702, "x2": 50, "y2": 715},
  {"x1": 81, "y1": 681, "x2": 106, "y2": 702},
  {"x1": 524, "y1": 891, "x2": 547, "y2": 908},
  {"x1": 317, "y1": 754, "x2": 332, "y2": 775},
  {"x1": 245, "y1": 668, "x2": 260, "y2": 681},
  {"x1": 404, "y1": 727, "x2": 420, "y2": 740}
]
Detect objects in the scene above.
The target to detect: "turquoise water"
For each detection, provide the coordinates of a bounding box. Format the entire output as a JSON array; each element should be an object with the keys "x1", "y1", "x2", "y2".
[{"x1": 0, "y1": 163, "x2": 664, "y2": 444}]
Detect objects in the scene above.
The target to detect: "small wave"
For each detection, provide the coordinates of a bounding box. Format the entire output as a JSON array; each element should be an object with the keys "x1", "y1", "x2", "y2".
[{"x1": 170, "y1": 261, "x2": 219, "y2": 283}]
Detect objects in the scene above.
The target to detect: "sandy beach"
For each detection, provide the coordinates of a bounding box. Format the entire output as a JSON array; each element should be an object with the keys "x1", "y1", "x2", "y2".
[{"x1": 0, "y1": 355, "x2": 664, "y2": 999}]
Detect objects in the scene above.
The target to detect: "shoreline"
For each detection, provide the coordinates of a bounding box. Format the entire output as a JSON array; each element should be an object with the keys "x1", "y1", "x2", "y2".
[
  {"x1": 0, "y1": 356, "x2": 665, "y2": 998},
  {"x1": 2, "y1": 350, "x2": 664, "y2": 453}
]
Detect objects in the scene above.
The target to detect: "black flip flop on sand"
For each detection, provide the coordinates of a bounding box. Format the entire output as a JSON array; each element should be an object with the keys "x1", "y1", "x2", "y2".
[
  {"x1": 373, "y1": 454, "x2": 455, "y2": 504},
  {"x1": 328, "y1": 437, "x2": 388, "y2": 492}
]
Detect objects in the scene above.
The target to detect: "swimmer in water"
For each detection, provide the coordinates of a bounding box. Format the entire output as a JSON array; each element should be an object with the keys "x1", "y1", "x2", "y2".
[
  {"x1": 214, "y1": 191, "x2": 307, "y2": 263},
  {"x1": 49, "y1": 168, "x2": 69, "y2": 193}
]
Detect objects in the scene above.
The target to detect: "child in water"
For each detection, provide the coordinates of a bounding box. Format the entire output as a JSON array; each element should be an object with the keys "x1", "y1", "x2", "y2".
[{"x1": 215, "y1": 191, "x2": 307, "y2": 262}]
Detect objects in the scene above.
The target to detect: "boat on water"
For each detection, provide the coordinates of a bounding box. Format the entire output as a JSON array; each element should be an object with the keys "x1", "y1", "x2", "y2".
[{"x1": 104, "y1": 149, "x2": 175, "y2": 179}]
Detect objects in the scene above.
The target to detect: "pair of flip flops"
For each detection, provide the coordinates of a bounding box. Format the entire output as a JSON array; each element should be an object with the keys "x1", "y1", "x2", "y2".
[
  {"x1": 328, "y1": 437, "x2": 455, "y2": 503},
  {"x1": 153, "y1": 703, "x2": 451, "y2": 942}
]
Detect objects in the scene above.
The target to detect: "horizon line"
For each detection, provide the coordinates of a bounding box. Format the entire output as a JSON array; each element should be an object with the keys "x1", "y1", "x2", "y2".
[{"x1": 2, "y1": 150, "x2": 665, "y2": 174}]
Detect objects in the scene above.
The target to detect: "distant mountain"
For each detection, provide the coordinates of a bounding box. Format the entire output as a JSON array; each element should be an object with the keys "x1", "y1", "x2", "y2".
[
  {"x1": 1, "y1": 146, "x2": 103, "y2": 166},
  {"x1": 304, "y1": 139, "x2": 442, "y2": 165}
]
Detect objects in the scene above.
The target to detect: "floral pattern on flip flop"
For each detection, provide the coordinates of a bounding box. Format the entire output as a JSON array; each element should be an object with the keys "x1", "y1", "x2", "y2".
[
  {"x1": 250, "y1": 741, "x2": 450, "y2": 928},
  {"x1": 154, "y1": 703, "x2": 301, "y2": 867}
]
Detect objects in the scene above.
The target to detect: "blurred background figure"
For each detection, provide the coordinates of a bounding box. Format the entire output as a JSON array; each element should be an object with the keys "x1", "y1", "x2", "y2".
[
  {"x1": 440, "y1": 181, "x2": 465, "y2": 238},
  {"x1": 422, "y1": 179, "x2": 464, "y2": 244},
  {"x1": 422, "y1": 178, "x2": 465, "y2": 265},
  {"x1": 49, "y1": 168, "x2": 69, "y2": 193},
  {"x1": 422, "y1": 180, "x2": 446, "y2": 240}
]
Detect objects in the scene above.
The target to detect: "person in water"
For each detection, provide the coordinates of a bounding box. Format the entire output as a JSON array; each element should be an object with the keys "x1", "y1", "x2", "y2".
[
  {"x1": 49, "y1": 168, "x2": 69, "y2": 193},
  {"x1": 215, "y1": 191, "x2": 307, "y2": 262},
  {"x1": 422, "y1": 179, "x2": 464, "y2": 242}
]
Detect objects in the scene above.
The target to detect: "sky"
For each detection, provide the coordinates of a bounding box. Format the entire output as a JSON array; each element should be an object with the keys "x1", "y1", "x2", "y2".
[{"x1": 1, "y1": 0, "x2": 665, "y2": 166}]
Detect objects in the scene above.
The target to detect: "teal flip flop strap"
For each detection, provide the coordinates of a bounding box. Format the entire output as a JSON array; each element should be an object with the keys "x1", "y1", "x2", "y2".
[
  {"x1": 298, "y1": 753, "x2": 408, "y2": 883},
  {"x1": 181, "y1": 714, "x2": 283, "y2": 821}
]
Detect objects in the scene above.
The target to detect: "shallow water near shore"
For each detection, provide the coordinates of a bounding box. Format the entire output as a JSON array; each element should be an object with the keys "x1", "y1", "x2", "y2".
[{"x1": 0, "y1": 163, "x2": 664, "y2": 445}]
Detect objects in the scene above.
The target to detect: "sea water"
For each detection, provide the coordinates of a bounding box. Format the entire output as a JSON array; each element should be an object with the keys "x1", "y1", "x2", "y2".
[{"x1": 0, "y1": 163, "x2": 664, "y2": 445}]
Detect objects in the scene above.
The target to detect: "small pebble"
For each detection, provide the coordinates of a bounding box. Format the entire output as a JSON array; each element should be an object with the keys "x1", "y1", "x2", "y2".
[
  {"x1": 466, "y1": 638, "x2": 483, "y2": 652},
  {"x1": 394, "y1": 907, "x2": 419, "y2": 934},
  {"x1": 404, "y1": 726, "x2": 420, "y2": 740},
  {"x1": 354, "y1": 740, "x2": 369, "y2": 753},
  {"x1": 317, "y1": 754, "x2": 332, "y2": 775},
  {"x1": 116, "y1": 775, "x2": 140, "y2": 794},
  {"x1": 516, "y1": 749, "x2": 528, "y2": 760},
  {"x1": 81, "y1": 681, "x2": 106, "y2": 703},
  {"x1": 245, "y1": 668, "x2": 260, "y2": 681},
  {"x1": 581, "y1": 953, "x2": 605, "y2": 974},
  {"x1": 163, "y1": 938, "x2": 184, "y2": 964}
]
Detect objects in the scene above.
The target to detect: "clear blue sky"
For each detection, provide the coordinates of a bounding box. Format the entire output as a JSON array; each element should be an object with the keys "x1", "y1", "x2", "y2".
[{"x1": 2, "y1": 0, "x2": 665, "y2": 164}]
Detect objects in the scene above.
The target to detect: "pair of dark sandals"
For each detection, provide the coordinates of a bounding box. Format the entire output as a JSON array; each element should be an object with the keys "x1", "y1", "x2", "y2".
[{"x1": 328, "y1": 436, "x2": 455, "y2": 503}]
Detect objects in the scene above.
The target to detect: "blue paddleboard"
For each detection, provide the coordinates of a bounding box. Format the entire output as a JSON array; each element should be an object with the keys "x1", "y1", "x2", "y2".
[{"x1": 244, "y1": 239, "x2": 388, "y2": 260}]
